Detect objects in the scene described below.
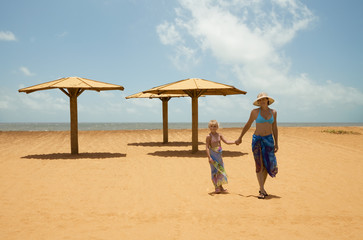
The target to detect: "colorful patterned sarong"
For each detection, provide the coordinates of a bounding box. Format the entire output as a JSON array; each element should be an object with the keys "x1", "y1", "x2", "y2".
[
  {"x1": 252, "y1": 134, "x2": 278, "y2": 177},
  {"x1": 209, "y1": 146, "x2": 228, "y2": 187}
]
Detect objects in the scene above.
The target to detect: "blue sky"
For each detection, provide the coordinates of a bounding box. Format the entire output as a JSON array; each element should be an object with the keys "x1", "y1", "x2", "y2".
[{"x1": 1, "y1": 0, "x2": 362, "y2": 123}]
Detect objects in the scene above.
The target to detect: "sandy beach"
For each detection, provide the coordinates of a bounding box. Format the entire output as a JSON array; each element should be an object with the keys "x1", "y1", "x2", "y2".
[{"x1": 0, "y1": 126, "x2": 362, "y2": 240}]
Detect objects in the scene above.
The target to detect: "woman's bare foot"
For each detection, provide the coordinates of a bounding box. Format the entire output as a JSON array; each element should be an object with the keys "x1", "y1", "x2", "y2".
[
  {"x1": 258, "y1": 190, "x2": 268, "y2": 199},
  {"x1": 259, "y1": 190, "x2": 268, "y2": 196}
]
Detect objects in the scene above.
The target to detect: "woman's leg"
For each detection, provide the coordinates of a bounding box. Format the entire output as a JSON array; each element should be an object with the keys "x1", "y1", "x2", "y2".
[{"x1": 256, "y1": 152, "x2": 268, "y2": 198}]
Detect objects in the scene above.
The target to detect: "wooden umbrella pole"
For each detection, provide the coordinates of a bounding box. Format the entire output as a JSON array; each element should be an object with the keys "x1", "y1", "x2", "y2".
[
  {"x1": 161, "y1": 97, "x2": 171, "y2": 143},
  {"x1": 191, "y1": 96, "x2": 198, "y2": 153},
  {"x1": 68, "y1": 88, "x2": 79, "y2": 154}
]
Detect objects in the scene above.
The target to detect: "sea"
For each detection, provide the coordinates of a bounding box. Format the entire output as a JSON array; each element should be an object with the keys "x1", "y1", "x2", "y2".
[{"x1": 0, "y1": 122, "x2": 362, "y2": 131}]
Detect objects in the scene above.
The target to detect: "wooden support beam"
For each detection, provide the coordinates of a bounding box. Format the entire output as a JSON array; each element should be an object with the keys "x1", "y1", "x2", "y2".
[
  {"x1": 191, "y1": 95, "x2": 198, "y2": 153},
  {"x1": 161, "y1": 97, "x2": 171, "y2": 143},
  {"x1": 68, "y1": 88, "x2": 79, "y2": 154}
]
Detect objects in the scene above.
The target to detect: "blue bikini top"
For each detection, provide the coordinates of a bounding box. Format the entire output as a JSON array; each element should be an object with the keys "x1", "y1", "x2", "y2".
[{"x1": 256, "y1": 109, "x2": 274, "y2": 124}]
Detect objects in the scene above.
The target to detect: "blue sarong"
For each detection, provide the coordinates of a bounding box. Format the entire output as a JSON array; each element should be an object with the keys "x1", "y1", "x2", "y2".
[
  {"x1": 252, "y1": 134, "x2": 278, "y2": 177},
  {"x1": 209, "y1": 146, "x2": 228, "y2": 187}
]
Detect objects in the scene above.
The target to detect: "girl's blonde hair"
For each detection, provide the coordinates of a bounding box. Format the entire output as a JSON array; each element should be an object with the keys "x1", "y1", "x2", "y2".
[{"x1": 208, "y1": 120, "x2": 219, "y2": 128}]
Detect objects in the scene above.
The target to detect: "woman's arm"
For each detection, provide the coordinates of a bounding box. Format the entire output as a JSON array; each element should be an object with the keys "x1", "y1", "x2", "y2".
[
  {"x1": 236, "y1": 110, "x2": 256, "y2": 145},
  {"x1": 272, "y1": 110, "x2": 279, "y2": 152}
]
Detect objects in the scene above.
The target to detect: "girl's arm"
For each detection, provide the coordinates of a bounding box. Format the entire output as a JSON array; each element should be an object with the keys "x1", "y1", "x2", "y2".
[{"x1": 220, "y1": 134, "x2": 236, "y2": 145}]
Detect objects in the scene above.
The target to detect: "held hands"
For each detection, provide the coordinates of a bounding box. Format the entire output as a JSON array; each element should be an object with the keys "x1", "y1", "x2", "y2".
[{"x1": 235, "y1": 138, "x2": 242, "y2": 145}]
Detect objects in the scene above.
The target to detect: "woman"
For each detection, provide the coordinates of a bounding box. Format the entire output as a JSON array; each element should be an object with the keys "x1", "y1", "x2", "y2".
[{"x1": 236, "y1": 92, "x2": 278, "y2": 199}]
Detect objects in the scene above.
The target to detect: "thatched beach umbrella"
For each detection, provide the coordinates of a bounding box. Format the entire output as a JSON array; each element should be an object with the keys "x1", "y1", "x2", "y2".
[
  {"x1": 18, "y1": 77, "x2": 124, "y2": 154},
  {"x1": 144, "y1": 78, "x2": 247, "y2": 153},
  {"x1": 126, "y1": 92, "x2": 188, "y2": 143}
]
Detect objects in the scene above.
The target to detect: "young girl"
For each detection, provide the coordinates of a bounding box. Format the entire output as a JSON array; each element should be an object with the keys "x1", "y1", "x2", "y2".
[{"x1": 206, "y1": 120, "x2": 236, "y2": 194}]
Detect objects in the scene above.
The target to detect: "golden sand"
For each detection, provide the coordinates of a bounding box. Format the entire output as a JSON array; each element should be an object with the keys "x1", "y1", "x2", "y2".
[{"x1": 0, "y1": 127, "x2": 362, "y2": 239}]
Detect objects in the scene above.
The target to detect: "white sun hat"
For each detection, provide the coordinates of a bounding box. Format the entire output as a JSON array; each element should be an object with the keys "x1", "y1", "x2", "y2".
[{"x1": 253, "y1": 92, "x2": 275, "y2": 106}]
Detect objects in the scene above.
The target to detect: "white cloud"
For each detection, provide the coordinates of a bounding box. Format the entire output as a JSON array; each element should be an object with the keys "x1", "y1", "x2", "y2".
[
  {"x1": 126, "y1": 98, "x2": 160, "y2": 110},
  {"x1": 19, "y1": 67, "x2": 35, "y2": 76},
  {"x1": 157, "y1": 22, "x2": 183, "y2": 45},
  {"x1": 157, "y1": 17, "x2": 200, "y2": 71},
  {"x1": 1, "y1": 87, "x2": 166, "y2": 122},
  {"x1": 173, "y1": 0, "x2": 315, "y2": 65},
  {"x1": 20, "y1": 92, "x2": 68, "y2": 111},
  {"x1": 57, "y1": 31, "x2": 69, "y2": 38},
  {"x1": 170, "y1": 45, "x2": 200, "y2": 71},
  {"x1": 99, "y1": 91, "x2": 115, "y2": 98},
  {"x1": 0, "y1": 31, "x2": 17, "y2": 41},
  {"x1": 199, "y1": 95, "x2": 250, "y2": 121},
  {"x1": 156, "y1": 0, "x2": 363, "y2": 121},
  {"x1": 0, "y1": 96, "x2": 11, "y2": 110},
  {"x1": 1, "y1": 87, "x2": 65, "y2": 113}
]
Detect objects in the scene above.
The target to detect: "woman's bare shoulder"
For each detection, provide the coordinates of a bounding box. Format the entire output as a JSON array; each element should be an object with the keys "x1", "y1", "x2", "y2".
[
  {"x1": 270, "y1": 108, "x2": 277, "y2": 114},
  {"x1": 251, "y1": 108, "x2": 260, "y2": 115}
]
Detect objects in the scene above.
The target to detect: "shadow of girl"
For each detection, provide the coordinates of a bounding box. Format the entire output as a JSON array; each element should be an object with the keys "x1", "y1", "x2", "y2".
[{"x1": 148, "y1": 150, "x2": 247, "y2": 158}]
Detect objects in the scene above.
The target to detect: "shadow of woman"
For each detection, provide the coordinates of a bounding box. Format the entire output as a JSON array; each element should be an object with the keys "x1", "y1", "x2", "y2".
[
  {"x1": 128, "y1": 141, "x2": 204, "y2": 147},
  {"x1": 22, "y1": 152, "x2": 126, "y2": 160},
  {"x1": 237, "y1": 193, "x2": 281, "y2": 200},
  {"x1": 148, "y1": 150, "x2": 247, "y2": 158}
]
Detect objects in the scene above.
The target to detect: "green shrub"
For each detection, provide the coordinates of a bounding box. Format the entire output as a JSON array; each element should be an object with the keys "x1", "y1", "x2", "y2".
[{"x1": 321, "y1": 129, "x2": 361, "y2": 135}]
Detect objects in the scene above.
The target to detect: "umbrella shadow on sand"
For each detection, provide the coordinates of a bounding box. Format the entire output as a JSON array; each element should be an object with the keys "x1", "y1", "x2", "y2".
[
  {"x1": 22, "y1": 152, "x2": 126, "y2": 160},
  {"x1": 128, "y1": 141, "x2": 205, "y2": 147},
  {"x1": 148, "y1": 150, "x2": 247, "y2": 158}
]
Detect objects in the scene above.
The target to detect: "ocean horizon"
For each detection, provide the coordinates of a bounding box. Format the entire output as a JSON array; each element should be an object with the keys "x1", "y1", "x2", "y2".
[{"x1": 0, "y1": 122, "x2": 362, "y2": 131}]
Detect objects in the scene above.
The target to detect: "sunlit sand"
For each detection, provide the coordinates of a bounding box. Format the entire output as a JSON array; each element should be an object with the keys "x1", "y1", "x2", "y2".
[{"x1": 0, "y1": 127, "x2": 362, "y2": 239}]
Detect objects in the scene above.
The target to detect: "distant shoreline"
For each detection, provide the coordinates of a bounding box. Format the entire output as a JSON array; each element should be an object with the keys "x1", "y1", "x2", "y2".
[{"x1": 0, "y1": 122, "x2": 362, "y2": 131}]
